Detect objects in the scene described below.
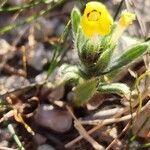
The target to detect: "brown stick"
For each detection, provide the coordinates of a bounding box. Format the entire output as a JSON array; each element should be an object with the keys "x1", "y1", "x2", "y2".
[
  {"x1": 65, "y1": 100, "x2": 150, "y2": 148},
  {"x1": 66, "y1": 105, "x2": 104, "y2": 150},
  {"x1": 105, "y1": 122, "x2": 130, "y2": 150}
]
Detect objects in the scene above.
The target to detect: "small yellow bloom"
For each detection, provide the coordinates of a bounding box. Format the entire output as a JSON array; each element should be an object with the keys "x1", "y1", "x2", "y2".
[
  {"x1": 119, "y1": 10, "x2": 136, "y2": 28},
  {"x1": 80, "y1": 1, "x2": 113, "y2": 38},
  {"x1": 111, "y1": 10, "x2": 136, "y2": 43}
]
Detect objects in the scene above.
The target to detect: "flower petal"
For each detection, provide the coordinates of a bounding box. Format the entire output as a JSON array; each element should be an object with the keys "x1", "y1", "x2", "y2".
[{"x1": 80, "y1": 2, "x2": 113, "y2": 38}]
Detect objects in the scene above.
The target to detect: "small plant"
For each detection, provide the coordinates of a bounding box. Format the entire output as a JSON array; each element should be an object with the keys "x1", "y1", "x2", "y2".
[{"x1": 60, "y1": 1, "x2": 150, "y2": 106}]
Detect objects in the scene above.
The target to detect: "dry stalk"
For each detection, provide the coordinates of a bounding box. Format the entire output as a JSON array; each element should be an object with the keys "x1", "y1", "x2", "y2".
[
  {"x1": 21, "y1": 46, "x2": 27, "y2": 77},
  {"x1": 0, "y1": 110, "x2": 14, "y2": 123},
  {"x1": 0, "y1": 146, "x2": 18, "y2": 150},
  {"x1": 0, "y1": 80, "x2": 50, "y2": 96},
  {"x1": 66, "y1": 105, "x2": 104, "y2": 150},
  {"x1": 3, "y1": 64, "x2": 26, "y2": 77},
  {"x1": 105, "y1": 122, "x2": 130, "y2": 150},
  {"x1": 80, "y1": 113, "x2": 135, "y2": 125},
  {"x1": 65, "y1": 100, "x2": 150, "y2": 148}
]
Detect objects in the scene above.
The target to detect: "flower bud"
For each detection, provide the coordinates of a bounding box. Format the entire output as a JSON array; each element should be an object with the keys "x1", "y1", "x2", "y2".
[
  {"x1": 111, "y1": 10, "x2": 136, "y2": 43},
  {"x1": 75, "y1": 28, "x2": 105, "y2": 76}
]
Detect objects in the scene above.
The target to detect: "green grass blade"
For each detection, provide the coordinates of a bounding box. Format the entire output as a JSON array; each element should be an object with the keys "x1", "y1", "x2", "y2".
[{"x1": 47, "y1": 21, "x2": 71, "y2": 77}]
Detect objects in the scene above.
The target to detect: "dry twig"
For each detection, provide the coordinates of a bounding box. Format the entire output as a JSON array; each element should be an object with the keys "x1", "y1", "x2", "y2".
[
  {"x1": 105, "y1": 123, "x2": 130, "y2": 150},
  {"x1": 0, "y1": 146, "x2": 18, "y2": 150},
  {"x1": 65, "y1": 100, "x2": 150, "y2": 148},
  {"x1": 66, "y1": 105, "x2": 104, "y2": 150}
]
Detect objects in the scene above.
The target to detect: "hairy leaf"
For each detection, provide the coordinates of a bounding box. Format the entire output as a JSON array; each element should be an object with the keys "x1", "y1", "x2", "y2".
[
  {"x1": 106, "y1": 42, "x2": 150, "y2": 72},
  {"x1": 97, "y1": 82, "x2": 130, "y2": 97},
  {"x1": 74, "y1": 78, "x2": 98, "y2": 106},
  {"x1": 71, "y1": 7, "x2": 81, "y2": 36}
]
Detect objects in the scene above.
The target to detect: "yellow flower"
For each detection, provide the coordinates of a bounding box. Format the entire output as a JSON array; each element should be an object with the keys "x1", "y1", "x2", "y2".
[
  {"x1": 80, "y1": 1, "x2": 113, "y2": 38},
  {"x1": 111, "y1": 10, "x2": 136, "y2": 43},
  {"x1": 119, "y1": 10, "x2": 136, "y2": 28}
]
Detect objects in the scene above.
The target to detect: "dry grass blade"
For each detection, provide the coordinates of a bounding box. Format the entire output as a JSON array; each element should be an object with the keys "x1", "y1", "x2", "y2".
[
  {"x1": 13, "y1": 109, "x2": 35, "y2": 135},
  {"x1": 0, "y1": 110, "x2": 14, "y2": 123},
  {"x1": 80, "y1": 113, "x2": 134, "y2": 125},
  {"x1": 144, "y1": 53, "x2": 150, "y2": 70},
  {"x1": 105, "y1": 123, "x2": 130, "y2": 150},
  {"x1": 0, "y1": 146, "x2": 18, "y2": 150},
  {"x1": 0, "y1": 80, "x2": 50, "y2": 96},
  {"x1": 65, "y1": 100, "x2": 150, "y2": 148},
  {"x1": 74, "y1": 121, "x2": 104, "y2": 150},
  {"x1": 66, "y1": 105, "x2": 104, "y2": 150},
  {"x1": 21, "y1": 46, "x2": 27, "y2": 77},
  {"x1": 135, "y1": 71, "x2": 150, "y2": 112},
  {"x1": 3, "y1": 64, "x2": 26, "y2": 77}
]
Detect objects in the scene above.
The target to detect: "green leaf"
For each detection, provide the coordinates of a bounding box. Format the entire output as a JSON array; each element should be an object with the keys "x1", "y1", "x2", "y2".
[
  {"x1": 106, "y1": 42, "x2": 150, "y2": 72},
  {"x1": 74, "y1": 78, "x2": 98, "y2": 106},
  {"x1": 71, "y1": 7, "x2": 81, "y2": 36},
  {"x1": 60, "y1": 64, "x2": 80, "y2": 83},
  {"x1": 75, "y1": 27, "x2": 87, "y2": 60},
  {"x1": 94, "y1": 25, "x2": 117, "y2": 73},
  {"x1": 96, "y1": 44, "x2": 116, "y2": 73},
  {"x1": 97, "y1": 83, "x2": 130, "y2": 97}
]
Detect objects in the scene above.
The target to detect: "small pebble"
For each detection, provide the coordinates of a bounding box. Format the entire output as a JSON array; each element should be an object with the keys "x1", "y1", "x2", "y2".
[
  {"x1": 34, "y1": 104, "x2": 72, "y2": 133},
  {"x1": 28, "y1": 43, "x2": 46, "y2": 71},
  {"x1": 33, "y1": 133, "x2": 47, "y2": 145},
  {"x1": 5, "y1": 75, "x2": 29, "y2": 90},
  {"x1": 0, "y1": 75, "x2": 29, "y2": 95},
  {"x1": 0, "y1": 39, "x2": 11, "y2": 55},
  {"x1": 48, "y1": 85, "x2": 64, "y2": 101},
  {"x1": 37, "y1": 144, "x2": 55, "y2": 150}
]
